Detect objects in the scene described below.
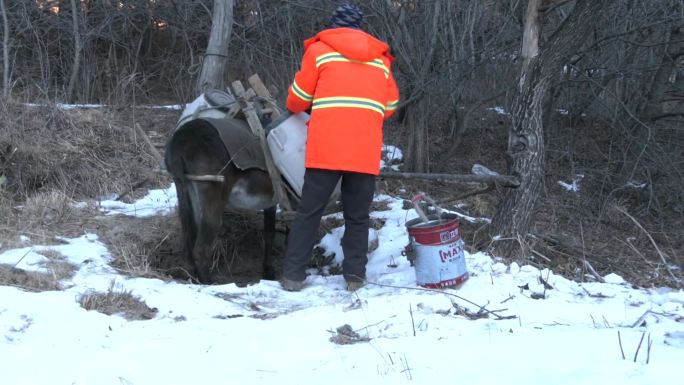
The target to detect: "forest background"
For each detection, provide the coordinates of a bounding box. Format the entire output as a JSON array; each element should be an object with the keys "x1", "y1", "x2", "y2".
[{"x1": 0, "y1": 0, "x2": 681, "y2": 288}]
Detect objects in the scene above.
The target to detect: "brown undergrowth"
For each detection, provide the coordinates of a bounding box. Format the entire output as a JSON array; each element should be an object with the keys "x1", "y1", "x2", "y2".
[
  {"x1": 79, "y1": 281, "x2": 158, "y2": 320},
  {"x1": 0, "y1": 249, "x2": 78, "y2": 292},
  {"x1": 0, "y1": 101, "x2": 172, "y2": 202},
  {"x1": 1, "y1": 100, "x2": 681, "y2": 289},
  {"x1": 0, "y1": 100, "x2": 180, "y2": 279},
  {"x1": 384, "y1": 108, "x2": 682, "y2": 288}
]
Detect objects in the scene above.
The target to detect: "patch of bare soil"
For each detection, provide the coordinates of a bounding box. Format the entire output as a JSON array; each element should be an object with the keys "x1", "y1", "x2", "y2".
[
  {"x1": 95, "y1": 205, "x2": 289, "y2": 285},
  {"x1": 182, "y1": 211, "x2": 288, "y2": 286}
]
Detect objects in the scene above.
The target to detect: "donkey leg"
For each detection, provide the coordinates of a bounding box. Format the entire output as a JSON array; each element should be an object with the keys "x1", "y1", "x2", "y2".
[
  {"x1": 188, "y1": 181, "x2": 228, "y2": 284},
  {"x1": 173, "y1": 178, "x2": 200, "y2": 280},
  {"x1": 262, "y1": 205, "x2": 277, "y2": 280}
]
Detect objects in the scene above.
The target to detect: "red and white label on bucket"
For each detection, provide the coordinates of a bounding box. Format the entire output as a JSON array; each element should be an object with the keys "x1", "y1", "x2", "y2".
[
  {"x1": 439, "y1": 228, "x2": 460, "y2": 243},
  {"x1": 438, "y1": 238, "x2": 465, "y2": 262},
  {"x1": 413, "y1": 238, "x2": 468, "y2": 288}
]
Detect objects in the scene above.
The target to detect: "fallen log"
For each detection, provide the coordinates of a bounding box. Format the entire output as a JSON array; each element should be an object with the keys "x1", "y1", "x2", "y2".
[{"x1": 378, "y1": 171, "x2": 520, "y2": 187}]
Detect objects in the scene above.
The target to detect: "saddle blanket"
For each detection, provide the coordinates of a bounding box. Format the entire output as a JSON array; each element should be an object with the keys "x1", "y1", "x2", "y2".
[{"x1": 178, "y1": 117, "x2": 267, "y2": 172}]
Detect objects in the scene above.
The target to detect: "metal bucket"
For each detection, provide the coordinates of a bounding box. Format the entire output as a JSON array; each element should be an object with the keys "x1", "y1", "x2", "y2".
[{"x1": 406, "y1": 213, "x2": 468, "y2": 288}]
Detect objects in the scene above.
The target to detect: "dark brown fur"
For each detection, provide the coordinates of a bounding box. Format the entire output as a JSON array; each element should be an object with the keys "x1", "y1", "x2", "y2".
[{"x1": 165, "y1": 118, "x2": 276, "y2": 283}]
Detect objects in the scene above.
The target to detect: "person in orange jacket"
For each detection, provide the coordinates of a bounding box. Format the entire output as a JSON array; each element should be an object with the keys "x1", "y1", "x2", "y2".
[{"x1": 280, "y1": 3, "x2": 399, "y2": 291}]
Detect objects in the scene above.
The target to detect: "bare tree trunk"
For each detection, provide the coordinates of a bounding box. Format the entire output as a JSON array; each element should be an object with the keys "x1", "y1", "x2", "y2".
[
  {"x1": 490, "y1": 0, "x2": 544, "y2": 258},
  {"x1": 405, "y1": 110, "x2": 429, "y2": 172},
  {"x1": 520, "y1": 0, "x2": 541, "y2": 69},
  {"x1": 491, "y1": 0, "x2": 603, "y2": 258},
  {"x1": 196, "y1": 0, "x2": 234, "y2": 95},
  {"x1": 642, "y1": 27, "x2": 683, "y2": 119},
  {"x1": 0, "y1": 0, "x2": 9, "y2": 98},
  {"x1": 67, "y1": 0, "x2": 82, "y2": 103},
  {"x1": 404, "y1": 0, "x2": 441, "y2": 173}
]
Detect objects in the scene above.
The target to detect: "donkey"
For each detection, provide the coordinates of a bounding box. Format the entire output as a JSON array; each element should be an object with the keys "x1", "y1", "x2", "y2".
[{"x1": 165, "y1": 116, "x2": 277, "y2": 284}]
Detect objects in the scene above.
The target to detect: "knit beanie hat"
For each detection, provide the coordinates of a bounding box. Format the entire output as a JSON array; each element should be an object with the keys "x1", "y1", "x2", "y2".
[{"x1": 329, "y1": 3, "x2": 364, "y2": 29}]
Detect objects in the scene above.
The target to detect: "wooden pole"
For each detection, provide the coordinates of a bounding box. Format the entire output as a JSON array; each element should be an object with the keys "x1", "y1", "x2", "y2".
[
  {"x1": 196, "y1": 0, "x2": 235, "y2": 94},
  {"x1": 231, "y1": 80, "x2": 292, "y2": 211},
  {"x1": 379, "y1": 171, "x2": 520, "y2": 187}
]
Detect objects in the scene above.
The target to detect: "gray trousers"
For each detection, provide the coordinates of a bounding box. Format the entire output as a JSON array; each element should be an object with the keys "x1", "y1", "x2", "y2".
[{"x1": 282, "y1": 168, "x2": 375, "y2": 282}]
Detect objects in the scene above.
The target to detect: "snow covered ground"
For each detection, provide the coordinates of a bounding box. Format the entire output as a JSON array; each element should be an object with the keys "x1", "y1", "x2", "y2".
[{"x1": 1, "y1": 186, "x2": 682, "y2": 385}]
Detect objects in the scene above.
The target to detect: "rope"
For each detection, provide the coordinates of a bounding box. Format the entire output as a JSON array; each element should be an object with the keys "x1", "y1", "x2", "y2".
[{"x1": 203, "y1": 52, "x2": 229, "y2": 58}]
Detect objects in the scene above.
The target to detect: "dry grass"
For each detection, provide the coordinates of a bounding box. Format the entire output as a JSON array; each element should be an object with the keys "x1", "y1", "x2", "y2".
[
  {"x1": 370, "y1": 199, "x2": 391, "y2": 212},
  {"x1": 0, "y1": 264, "x2": 63, "y2": 292},
  {"x1": 79, "y1": 282, "x2": 158, "y2": 320},
  {"x1": 529, "y1": 198, "x2": 683, "y2": 288},
  {"x1": 0, "y1": 100, "x2": 182, "y2": 278},
  {"x1": 96, "y1": 213, "x2": 186, "y2": 279},
  {"x1": 0, "y1": 250, "x2": 77, "y2": 292},
  {"x1": 37, "y1": 249, "x2": 79, "y2": 281},
  {"x1": 0, "y1": 101, "x2": 173, "y2": 202},
  {"x1": 320, "y1": 216, "x2": 345, "y2": 235},
  {"x1": 0, "y1": 100, "x2": 176, "y2": 247},
  {"x1": 0, "y1": 189, "x2": 100, "y2": 247}
]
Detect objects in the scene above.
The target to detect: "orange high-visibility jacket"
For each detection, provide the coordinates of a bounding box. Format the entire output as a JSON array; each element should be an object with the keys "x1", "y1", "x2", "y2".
[{"x1": 286, "y1": 27, "x2": 400, "y2": 175}]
